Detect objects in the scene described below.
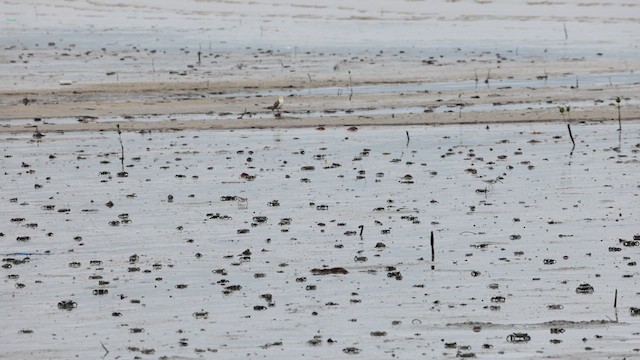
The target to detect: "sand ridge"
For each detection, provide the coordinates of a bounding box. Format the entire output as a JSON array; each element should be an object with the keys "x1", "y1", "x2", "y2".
[{"x1": 1, "y1": 53, "x2": 638, "y2": 132}]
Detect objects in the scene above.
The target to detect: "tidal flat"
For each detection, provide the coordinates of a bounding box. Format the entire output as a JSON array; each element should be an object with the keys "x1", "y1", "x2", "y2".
[
  {"x1": 2, "y1": 121, "x2": 639, "y2": 359},
  {"x1": 2, "y1": 0, "x2": 640, "y2": 358}
]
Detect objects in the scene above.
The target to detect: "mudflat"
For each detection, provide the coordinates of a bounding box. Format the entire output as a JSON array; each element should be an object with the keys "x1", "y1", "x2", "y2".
[{"x1": 2, "y1": 1, "x2": 640, "y2": 359}]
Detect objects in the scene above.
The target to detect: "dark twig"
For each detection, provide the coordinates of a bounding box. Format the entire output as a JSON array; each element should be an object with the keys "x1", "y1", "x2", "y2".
[
  {"x1": 616, "y1": 96, "x2": 622, "y2": 131},
  {"x1": 101, "y1": 342, "x2": 109, "y2": 358},
  {"x1": 117, "y1": 124, "x2": 124, "y2": 170},
  {"x1": 614, "y1": 288, "x2": 619, "y2": 322},
  {"x1": 567, "y1": 124, "x2": 575, "y2": 149},
  {"x1": 116, "y1": 124, "x2": 128, "y2": 177},
  {"x1": 430, "y1": 231, "x2": 435, "y2": 270},
  {"x1": 430, "y1": 231, "x2": 435, "y2": 262},
  {"x1": 348, "y1": 71, "x2": 354, "y2": 101}
]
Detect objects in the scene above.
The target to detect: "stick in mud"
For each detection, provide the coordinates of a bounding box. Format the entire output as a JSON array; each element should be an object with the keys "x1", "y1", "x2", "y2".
[
  {"x1": 430, "y1": 231, "x2": 435, "y2": 262},
  {"x1": 614, "y1": 288, "x2": 619, "y2": 323},
  {"x1": 100, "y1": 342, "x2": 109, "y2": 357},
  {"x1": 616, "y1": 96, "x2": 622, "y2": 131},
  {"x1": 116, "y1": 124, "x2": 127, "y2": 177},
  {"x1": 348, "y1": 71, "x2": 354, "y2": 101},
  {"x1": 406, "y1": 130, "x2": 410, "y2": 145},
  {"x1": 117, "y1": 124, "x2": 124, "y2": 165},
  {"x1": 237, "y1": 108, "x2": 249, "y2": 120},
  {"x1": 567, "y1": 124, "x2": 575, "y2": 149}
]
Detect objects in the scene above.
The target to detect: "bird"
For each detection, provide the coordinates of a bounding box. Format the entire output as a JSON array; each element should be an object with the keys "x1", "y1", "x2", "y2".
[
  {"x1": 265, "y1": 96, "x2": 284, "y2": 116},
  {"x1": 32, "y1": 126, "x2": 44, "y2": 139}
]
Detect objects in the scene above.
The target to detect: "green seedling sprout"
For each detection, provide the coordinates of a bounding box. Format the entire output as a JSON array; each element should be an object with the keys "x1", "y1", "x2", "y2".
[
  {"x1": 560, "y1": 106, "x2": 575, "y2": 149},
  {"x1": 559, "y1": 105, "x2": 570, "y2": 121}
]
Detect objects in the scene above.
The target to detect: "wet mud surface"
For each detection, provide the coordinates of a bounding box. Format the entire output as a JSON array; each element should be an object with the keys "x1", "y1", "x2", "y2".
[
  {"x1": 2, "y1": 121, "x2": 639, "y2": 358},
  {"x1": 2, "y1": 0, "x2": 640, "y2": 358}
]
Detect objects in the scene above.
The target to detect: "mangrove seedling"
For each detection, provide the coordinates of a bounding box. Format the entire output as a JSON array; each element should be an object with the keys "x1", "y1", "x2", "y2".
[
  {"x1": 559, "y1": 105, "x2": 570, "y2": 121},
  {"x1": 560, "y1": 106, "x2": 575, "y2": 148}
]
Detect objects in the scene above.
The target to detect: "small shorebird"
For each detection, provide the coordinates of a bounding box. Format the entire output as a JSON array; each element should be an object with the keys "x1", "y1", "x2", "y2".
[
  {"x1": 32, "y1": 126, "x2": 44, "y2": 139},
  {"x1": 266, "y1": 96, "x2": 284, "y2": 116}
]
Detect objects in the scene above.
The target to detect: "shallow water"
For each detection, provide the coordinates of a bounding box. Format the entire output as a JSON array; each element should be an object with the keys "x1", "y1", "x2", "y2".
[
  {"x1": 2, "y1": 0, "x2": 639, "y2": 54},
  {"x1": 2, "y1": 121, "x2": 639, "y2": 358},
  {"x1": 2, "y1": 0, "x2": 640, "y2": 95}
]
